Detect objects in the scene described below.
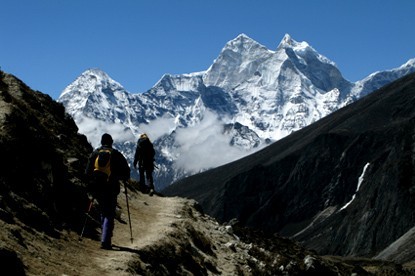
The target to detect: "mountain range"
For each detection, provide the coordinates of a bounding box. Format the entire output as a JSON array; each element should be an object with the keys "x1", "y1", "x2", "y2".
[{"x1": 58, "y1": 34, "x2": 415, "y2": 190}]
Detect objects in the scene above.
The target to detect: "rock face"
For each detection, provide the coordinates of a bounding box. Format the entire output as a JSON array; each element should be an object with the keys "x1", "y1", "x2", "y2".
[
  {"x1": 164, "y1": 72, "x2": 415, "y2": 259},
  {"x1": 0, "y1": 71, "x2": 92, "y2": 234}
]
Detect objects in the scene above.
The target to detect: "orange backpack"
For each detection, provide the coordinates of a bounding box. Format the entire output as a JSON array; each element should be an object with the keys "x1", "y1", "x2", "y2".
[{"x1": 94, "y1": 149, "x2": 112, "y2": 180}]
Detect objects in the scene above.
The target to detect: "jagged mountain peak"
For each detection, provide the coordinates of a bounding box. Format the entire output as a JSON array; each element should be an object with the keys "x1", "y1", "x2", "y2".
[
  {"x1": 82, "y1": 67, "x2": 110, "y2": 78},
  {"x1": 204, "y1": 34, "x2": 273, "y2": 89},
  {"x1": 405, "y1": 58, "x2": 415, "y2": 67},
  {"x1": 60, "y1": 68, "x2": 125, "y2": 98},
  {"x1": 72, "y1": 68, "x2": 116, "y2": 89},
  {"x1": 393, "y1": 58, "x2": 415, "y2": 73},
  {"x1": 226, "y1": 33, "x2": 256, "y2": 45},
  {"x1": 277, "y1": 34, "x2": 336, "y2": 68},
  {"x1": 351, "y1": 58, "x2": 415, "y2": 98},
  {"x1": 279, "y1": 33, "x2": 296, "y2": 46},
  {"x1": 222, "y1": 33, "x2": 269, "y2": 54},
  {"x1": 58, "y1": 68, "x2": 129, "y2": 123},
  {"x1": 278, "y1": 33, "x2": 308, "y2": 49},
  {"x1": 151, "y1": 73, "x2": 205, "y2": 95},
  {"x1": 153, "y1": 73, "x2": 175, "y2": 90}
]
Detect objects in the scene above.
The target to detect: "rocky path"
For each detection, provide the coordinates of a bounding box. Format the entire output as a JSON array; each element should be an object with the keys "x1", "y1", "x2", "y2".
[
  {"x1": 3, "y1": 187, "x2": 413, "y2": 275},
  {"x1": 80, "y1": 190, "x2": 185, "y2": 275}
]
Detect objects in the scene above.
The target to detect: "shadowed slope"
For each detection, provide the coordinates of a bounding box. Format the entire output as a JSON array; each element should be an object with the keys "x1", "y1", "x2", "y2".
[{"x1": 164, "y1": 72, "x2": 415, "y2": 259}]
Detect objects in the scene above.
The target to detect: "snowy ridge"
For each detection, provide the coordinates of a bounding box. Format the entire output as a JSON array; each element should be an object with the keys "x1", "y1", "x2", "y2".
[
  {"x1": 58, "y1": 34, "x2": 415, "y2": 190},
  {"x1": 278, "y1": 34, "x2": 336, "y2": 66}
]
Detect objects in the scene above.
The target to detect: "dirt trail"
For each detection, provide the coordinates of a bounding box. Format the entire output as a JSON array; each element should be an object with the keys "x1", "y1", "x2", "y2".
[
  {"x1": 2, "y1": 186, "x2": 235, "y2": 276},
  {"x1": 80, "y1": 189, "x2": 184, "y2": 275},
  {"x1": 4, "y1": 187, "x2": 409, "y2": 275}
]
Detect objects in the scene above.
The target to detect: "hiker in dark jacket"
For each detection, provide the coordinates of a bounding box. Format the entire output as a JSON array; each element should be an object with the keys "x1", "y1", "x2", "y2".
[
  {"x1": 85, "y1": 133, "x2": 130, "y2": 250},
  {"x1": 133, "y1": 133, "x2": 156, "y2": 195}
]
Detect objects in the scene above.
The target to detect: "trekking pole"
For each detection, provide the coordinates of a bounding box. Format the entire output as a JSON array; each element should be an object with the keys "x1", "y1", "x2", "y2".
[
  {"x1": 79, "y1": 197, "x2": 94, "y2": 240},
  {"x1": 124, "y1": 181, "x2": 134, "y2": 244}
]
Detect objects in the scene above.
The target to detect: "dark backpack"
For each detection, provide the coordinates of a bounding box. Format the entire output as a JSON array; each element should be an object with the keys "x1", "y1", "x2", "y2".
[{"x1": 94, "y1": 148, "x2": 112, "y2": 180}]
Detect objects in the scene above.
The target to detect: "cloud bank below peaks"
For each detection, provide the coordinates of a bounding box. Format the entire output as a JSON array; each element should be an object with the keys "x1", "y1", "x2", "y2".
[
  {"x1": 75, "y1": 116, "x2": 136, "y2": 149},
  {"x1": 172, "y1": 110, "x2": 261, "y2": 173},
  {"x1": 137, "y1": 116, "x2": 177, "y2": 141}
]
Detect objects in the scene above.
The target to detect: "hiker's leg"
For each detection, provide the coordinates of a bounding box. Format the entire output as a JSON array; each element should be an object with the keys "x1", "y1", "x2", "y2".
[
  {"x1": 145, "y1": 168, "x2": 154, "y2": 196},
  {"x1": 101, "y1": 216, "x2": 114, "y2": 247},
  {"x1": 146, "y1": 168, "x2": 154, "y2": 190},
  {"x1": 139, "y1": 167, "x2": 145, "y2": 186},
  {"x1": 100, "y1": 196, "x2": 117, "y2": 248}
]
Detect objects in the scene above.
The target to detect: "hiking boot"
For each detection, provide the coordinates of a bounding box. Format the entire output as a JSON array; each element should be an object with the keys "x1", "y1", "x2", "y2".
[{"x1": 100, "y1": 242, "x2": 112, "y2": 250}]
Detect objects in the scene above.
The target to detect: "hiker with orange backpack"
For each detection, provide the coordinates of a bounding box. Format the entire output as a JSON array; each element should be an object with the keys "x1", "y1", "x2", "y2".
[{"x1": 85, "y1": 133, "x2": 130, "y2": 249}]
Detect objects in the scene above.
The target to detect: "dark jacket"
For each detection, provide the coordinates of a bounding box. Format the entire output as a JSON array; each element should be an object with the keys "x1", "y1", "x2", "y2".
[
  {"x1": 133, "y1": 137, "x2": 155, "y2": 170},
  {"x1": 86, "y1": 145, "x2": 130, "y2": 196}
]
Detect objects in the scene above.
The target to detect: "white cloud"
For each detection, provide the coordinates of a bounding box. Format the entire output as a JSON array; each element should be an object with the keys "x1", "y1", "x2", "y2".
[
  {"x1": 137, "y1": 116, "x2": 176, "y2": 141},
  {"x1": 75, "y1": 116, "x2": 135, "y2": 148},
  {"x1": 173, "y1": 110, "x2": 254, "y2": 173},
  {"x1": 75, "y1": 111, "x2": 260, "y2": 176}
]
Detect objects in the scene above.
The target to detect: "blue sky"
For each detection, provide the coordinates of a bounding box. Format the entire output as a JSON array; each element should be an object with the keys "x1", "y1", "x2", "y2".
[{"x1": 1, "y1": 0, "x2": 414, "y2": 99}]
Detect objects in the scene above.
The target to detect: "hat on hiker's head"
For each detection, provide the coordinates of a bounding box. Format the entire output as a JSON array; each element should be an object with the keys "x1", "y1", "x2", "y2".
[
  {"x1": 140, "y1": 133, "x2": 148, "y2": 139},
  {"x1": 101, "y1": 133, "x2": 113, "y2": 146}
]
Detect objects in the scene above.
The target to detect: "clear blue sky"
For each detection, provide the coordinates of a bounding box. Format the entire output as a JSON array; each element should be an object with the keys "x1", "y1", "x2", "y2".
[{"x1": 1, "y1": 0, "x2": 414, "y2": 99}]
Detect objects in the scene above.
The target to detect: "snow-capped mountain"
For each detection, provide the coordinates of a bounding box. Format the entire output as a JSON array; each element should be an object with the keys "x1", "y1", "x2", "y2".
[
  {"x1": 203, "y1": 34, "x2": 353, "y2": 139},
  {"x1": 58, "y1": 34, "x2": 415, "y2": 190}
]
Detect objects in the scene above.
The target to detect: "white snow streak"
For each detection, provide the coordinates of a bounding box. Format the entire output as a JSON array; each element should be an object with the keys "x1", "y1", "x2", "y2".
[{"x1": 340, "y1": 163, "x2": 370, "y2": 211}]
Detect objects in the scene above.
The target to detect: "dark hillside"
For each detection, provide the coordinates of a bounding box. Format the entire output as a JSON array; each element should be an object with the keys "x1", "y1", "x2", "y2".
[
  {"x1": 0, "y1": 71, "x2": 92, "y2": 233},
  {"x1": 164, "y1": 72, "x2": 415, "y2": 259}
]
